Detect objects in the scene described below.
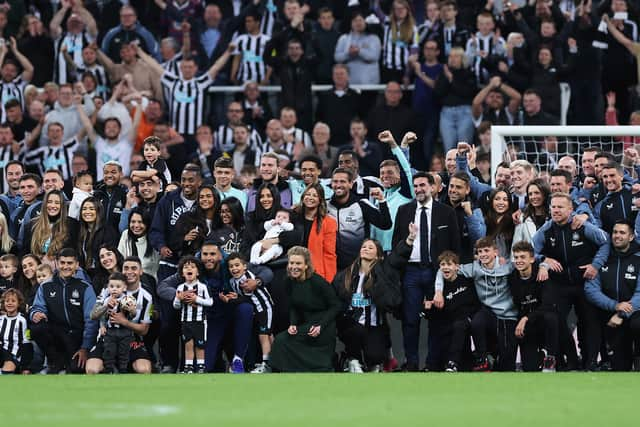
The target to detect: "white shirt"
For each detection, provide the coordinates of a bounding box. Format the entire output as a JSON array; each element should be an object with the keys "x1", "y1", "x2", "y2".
[{"x1": 409, "y1": 198, "x2": 433, "y2": 263}]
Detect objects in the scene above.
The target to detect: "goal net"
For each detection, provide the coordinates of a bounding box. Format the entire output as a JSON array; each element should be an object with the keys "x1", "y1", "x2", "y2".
[{"x1": 489, "y1": 125, "x2": 640, "y2": 187}]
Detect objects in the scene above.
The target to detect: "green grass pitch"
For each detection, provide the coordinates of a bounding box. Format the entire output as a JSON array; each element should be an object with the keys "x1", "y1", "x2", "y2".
[{"x1": 1, "y1": 373, "x2": 638, "y2": 426}]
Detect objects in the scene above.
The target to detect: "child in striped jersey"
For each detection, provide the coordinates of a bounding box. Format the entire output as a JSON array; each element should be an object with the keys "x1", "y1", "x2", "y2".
[
  {"x1": 173, "y1": 256, "x2": 213, "y2": 374},
  {"x1": 0, "y1": 289, "x2": 33, "y2": 374},
  {"x1": 224, "y1": 253, "x2": 274, "y2": 373},
  {"x1": 90, "y1": 273, "x2": 137, "y2": 374}
]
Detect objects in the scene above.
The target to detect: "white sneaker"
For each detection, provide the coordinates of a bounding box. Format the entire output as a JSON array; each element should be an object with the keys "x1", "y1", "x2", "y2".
[
  {"x1": 369, "y1": 364, "x2": 382, "y2": 373},
  {"x1": 250, "y1": 362, "x2": 272, "y2": 373},
  {"x1": 348, "y1": 359, "x2": 364, "y2": 373}
]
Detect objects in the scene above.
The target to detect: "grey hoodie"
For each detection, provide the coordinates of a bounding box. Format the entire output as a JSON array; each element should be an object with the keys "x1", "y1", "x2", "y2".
[{"x1": 436, "y1": 258, "x2": 517, "y2": 320}]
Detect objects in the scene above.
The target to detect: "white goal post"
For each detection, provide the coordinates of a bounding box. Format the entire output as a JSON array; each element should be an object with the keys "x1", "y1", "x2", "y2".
[{"x1": 490, "y1": 125, "x2": 640, "y2": 187}]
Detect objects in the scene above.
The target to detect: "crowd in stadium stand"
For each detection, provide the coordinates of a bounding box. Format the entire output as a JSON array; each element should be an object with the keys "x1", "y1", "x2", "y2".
[{"x1": 1, "y1": 0, "x2": 640, "y2": 375}]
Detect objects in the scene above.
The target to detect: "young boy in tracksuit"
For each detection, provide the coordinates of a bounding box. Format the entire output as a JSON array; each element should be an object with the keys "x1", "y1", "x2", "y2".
[
  {"x1": 435, "y1": 237, "x2": 517, "y2": 371},
  {"x1": 426, "y1": 250, "x2": 479, "y2": 372},
  {"x1": 510, "y1": 241, "x2": 559, "y2": 372}
]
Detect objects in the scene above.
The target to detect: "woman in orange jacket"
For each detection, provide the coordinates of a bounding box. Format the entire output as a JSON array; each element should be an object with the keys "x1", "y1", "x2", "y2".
[{"x1": 294, "y1": 183, "x2": 337, "y2": 282}]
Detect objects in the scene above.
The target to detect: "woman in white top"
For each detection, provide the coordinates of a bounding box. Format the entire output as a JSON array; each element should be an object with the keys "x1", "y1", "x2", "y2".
[{"x1": 118, "y1": 207, "x2": 159, "y2": 280}]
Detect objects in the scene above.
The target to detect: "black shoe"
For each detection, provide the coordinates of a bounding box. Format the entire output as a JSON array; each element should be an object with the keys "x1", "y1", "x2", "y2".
[
  {"x1": 633, "y1": 357, "x2": 640, "y2": 372},
  {"x1": 183, "y1": 365, "x2": 194, "y2": 374},
  {"x1": 196, "y1": 364, "x2": 206, "y2": 374}
]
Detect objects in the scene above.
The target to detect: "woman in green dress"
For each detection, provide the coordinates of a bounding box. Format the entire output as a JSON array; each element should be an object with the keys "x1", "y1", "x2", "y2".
[{"x1": 270, "y1": 246, "x2": 342, "y2": 372}]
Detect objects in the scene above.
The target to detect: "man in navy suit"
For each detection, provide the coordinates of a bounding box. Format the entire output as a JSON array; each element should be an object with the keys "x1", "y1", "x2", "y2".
[{"x1": 393, "y1": 172, "x2": 461, "y2": 371}]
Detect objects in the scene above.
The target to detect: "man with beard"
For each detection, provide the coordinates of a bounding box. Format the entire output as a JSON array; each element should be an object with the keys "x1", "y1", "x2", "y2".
[
  {"x1": 157, "y1": 242, "x2": 273, "y2": 373},
  {"x1": 327, "y1": 168, "x2": 391, "y2": 269},
  {"x1": 442, "y1": 172, "x2": 486, "y2": 264},
  {"x1": 393, "y1": 172, "x2": 460, "y2": 371},
  {"x1": 118, "y1": 176, "x2": 161, "y2": 232},
  {"x1": 246, "y1": 152, "x2": 293, "y2": 212},
  {"x1": 586, "y1": 220, "x2": 640, "y2": 371},
  {"x1": 150, "y1": 163, "x2": 202, "y2": 373},
  {"x1": 78, "y1": 101, "x2": 141, "y2": 180},
  {"x1": 1, "y1": 160, "x2": 23, "y2": 211},
  {"x1": 93, "y1": 161, "x2": 128, "y2": 231},
  {"x1": 86, "y1": 257, "x2": 155, "y2": 374},
  {"x1": 471, "y1": 75, "x2": 521, "y2": 126}
]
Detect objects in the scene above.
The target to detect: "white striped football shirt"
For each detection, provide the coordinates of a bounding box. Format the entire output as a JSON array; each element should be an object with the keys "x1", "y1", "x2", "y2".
[
  {"x1": 229, "y1": 271, "x2": 273, "y2": 322},
  {"x1": 54, "y1": 31, "x2": 95, "y2": 84},
  {"x1": 0, "y1": 313, "x2": 30, "y2": 360},
  {"x1": 382, "y1": 19, "x2": 418, "y2": 71},
  {"x1": 0, "y1": 140, "x2": 24, "y2": 193},
  {"x1": 174, "y1": 281, "x2": 213, "y2": 322},
  {"x1": 254, "y1": 139, "x2": 295, "y2": 166},
  {"x1": 282, "y1": 126, "x2": 311, "y2": 148},
  {"x1": 161, "y1": 71, "x2": 213, "y2": 135},
  {"x1": 24, "y1": 137, "x2": 78, "y2": 180},
  {"x1": 260, "y1": 0, "x2": 278, "y2": 36},
  {"x1": 0, "y1": 76, "x2": 27, "y2": 123},
  {"x1": 215, "y1": 124, "x2": 263, "y2": 152},
  {"x1": 76, "y1": 63, "x2": 110, "y2": 101},
  {"x1": 232, "y1": 33, "x2": 270, "y2": 83}
]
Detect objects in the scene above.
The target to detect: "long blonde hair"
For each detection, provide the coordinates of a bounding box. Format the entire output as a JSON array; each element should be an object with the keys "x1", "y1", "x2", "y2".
[
  {"x1": 390, "y1": 0, "x2": 416, "y2": 43},
  {"x1": 31, "y1": 190, "x2": 69, "y2": 257},
  {"x1": 0, "y1": 212, "x2": 14, "y2": 254}
]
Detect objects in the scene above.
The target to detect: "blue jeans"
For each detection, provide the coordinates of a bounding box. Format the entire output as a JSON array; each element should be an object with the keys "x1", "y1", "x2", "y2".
[
  {"x1": 402, "y1": 265, "x2": 435, "y2": 365},
  {"x1": 439, "y1": 105, "x2": 474, "y2": 153}
]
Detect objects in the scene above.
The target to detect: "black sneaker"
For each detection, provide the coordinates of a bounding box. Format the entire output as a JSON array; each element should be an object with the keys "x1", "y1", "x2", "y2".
[
  {"x1": 472, "y1": 356, "x2": 490, "y2": 372},
  {"x1": 542, "y1": 356, "x2": 556, "y2": 373},
  {"x1": 196, "y1": 364, "x2": 206, "y2": 373},
  {"x1": 183, "y1": 365, "x2": 194, "y2": 374},
  {"x1": 445, "y1": 361, "x2": 458, "y2": 372},
  {"x1": 633, "y1": 357, "x2": 640, "y2": 372}
]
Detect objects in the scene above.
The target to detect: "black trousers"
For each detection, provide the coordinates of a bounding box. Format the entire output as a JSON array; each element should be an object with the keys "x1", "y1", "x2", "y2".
[
  {"x1": 556, "y1": 284, "x2": 599, "y2": 367},
  {"x1": 599, "y1": 311, "x2": 640, "y2": 371},
  {"x1": 158, "y1": 299, "x2": 180, "y2": 369},
  {"x1": 30, "y1": 322, "x2": 85, "y2": 373},
  {"x1": 103, "y1": 328, "x2": 133, "y2": 373},
  {"x1": 518, "y1": 311, "x2": 560, "y2": 372},
  {"x1": 337, "y1": 316, "x2": 387, "y2": 367},
  {"x1": 470, "y1": 307, "x2": 517, "y2": 371},
  {"x1": 443, "y1": 316, "x2": 472, "y2": 365}
]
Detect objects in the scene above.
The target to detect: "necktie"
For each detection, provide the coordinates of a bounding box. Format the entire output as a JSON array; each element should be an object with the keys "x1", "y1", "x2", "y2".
[{"x1": 420, "y1": 206, "x2": 430, "y2": 266}]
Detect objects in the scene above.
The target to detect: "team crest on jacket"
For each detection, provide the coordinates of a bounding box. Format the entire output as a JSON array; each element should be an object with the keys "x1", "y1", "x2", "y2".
[
  {"x1": 550, "y1": 237, "x2": 556, "y2": 247},
  {"x1": 72, "y1": 290, "x2": 80, "y2": 299},
  {"x1": 606, "y1": 203, "x2": 613, "y2": 210},
  {"x1": 601, "y1": 266, "x2": 609, "y2": 272},
  {"x1": 572, "y1": 232, "x2": 580, "y2": 241},
  {"x1": 628, "y1": 264, "x2": 635, "y2": 273}
]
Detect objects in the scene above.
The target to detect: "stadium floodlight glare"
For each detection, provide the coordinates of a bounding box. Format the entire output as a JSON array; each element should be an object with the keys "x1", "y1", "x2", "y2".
[{"x1": 490, "y1": 125, "x2": 640, "y2": 187}]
